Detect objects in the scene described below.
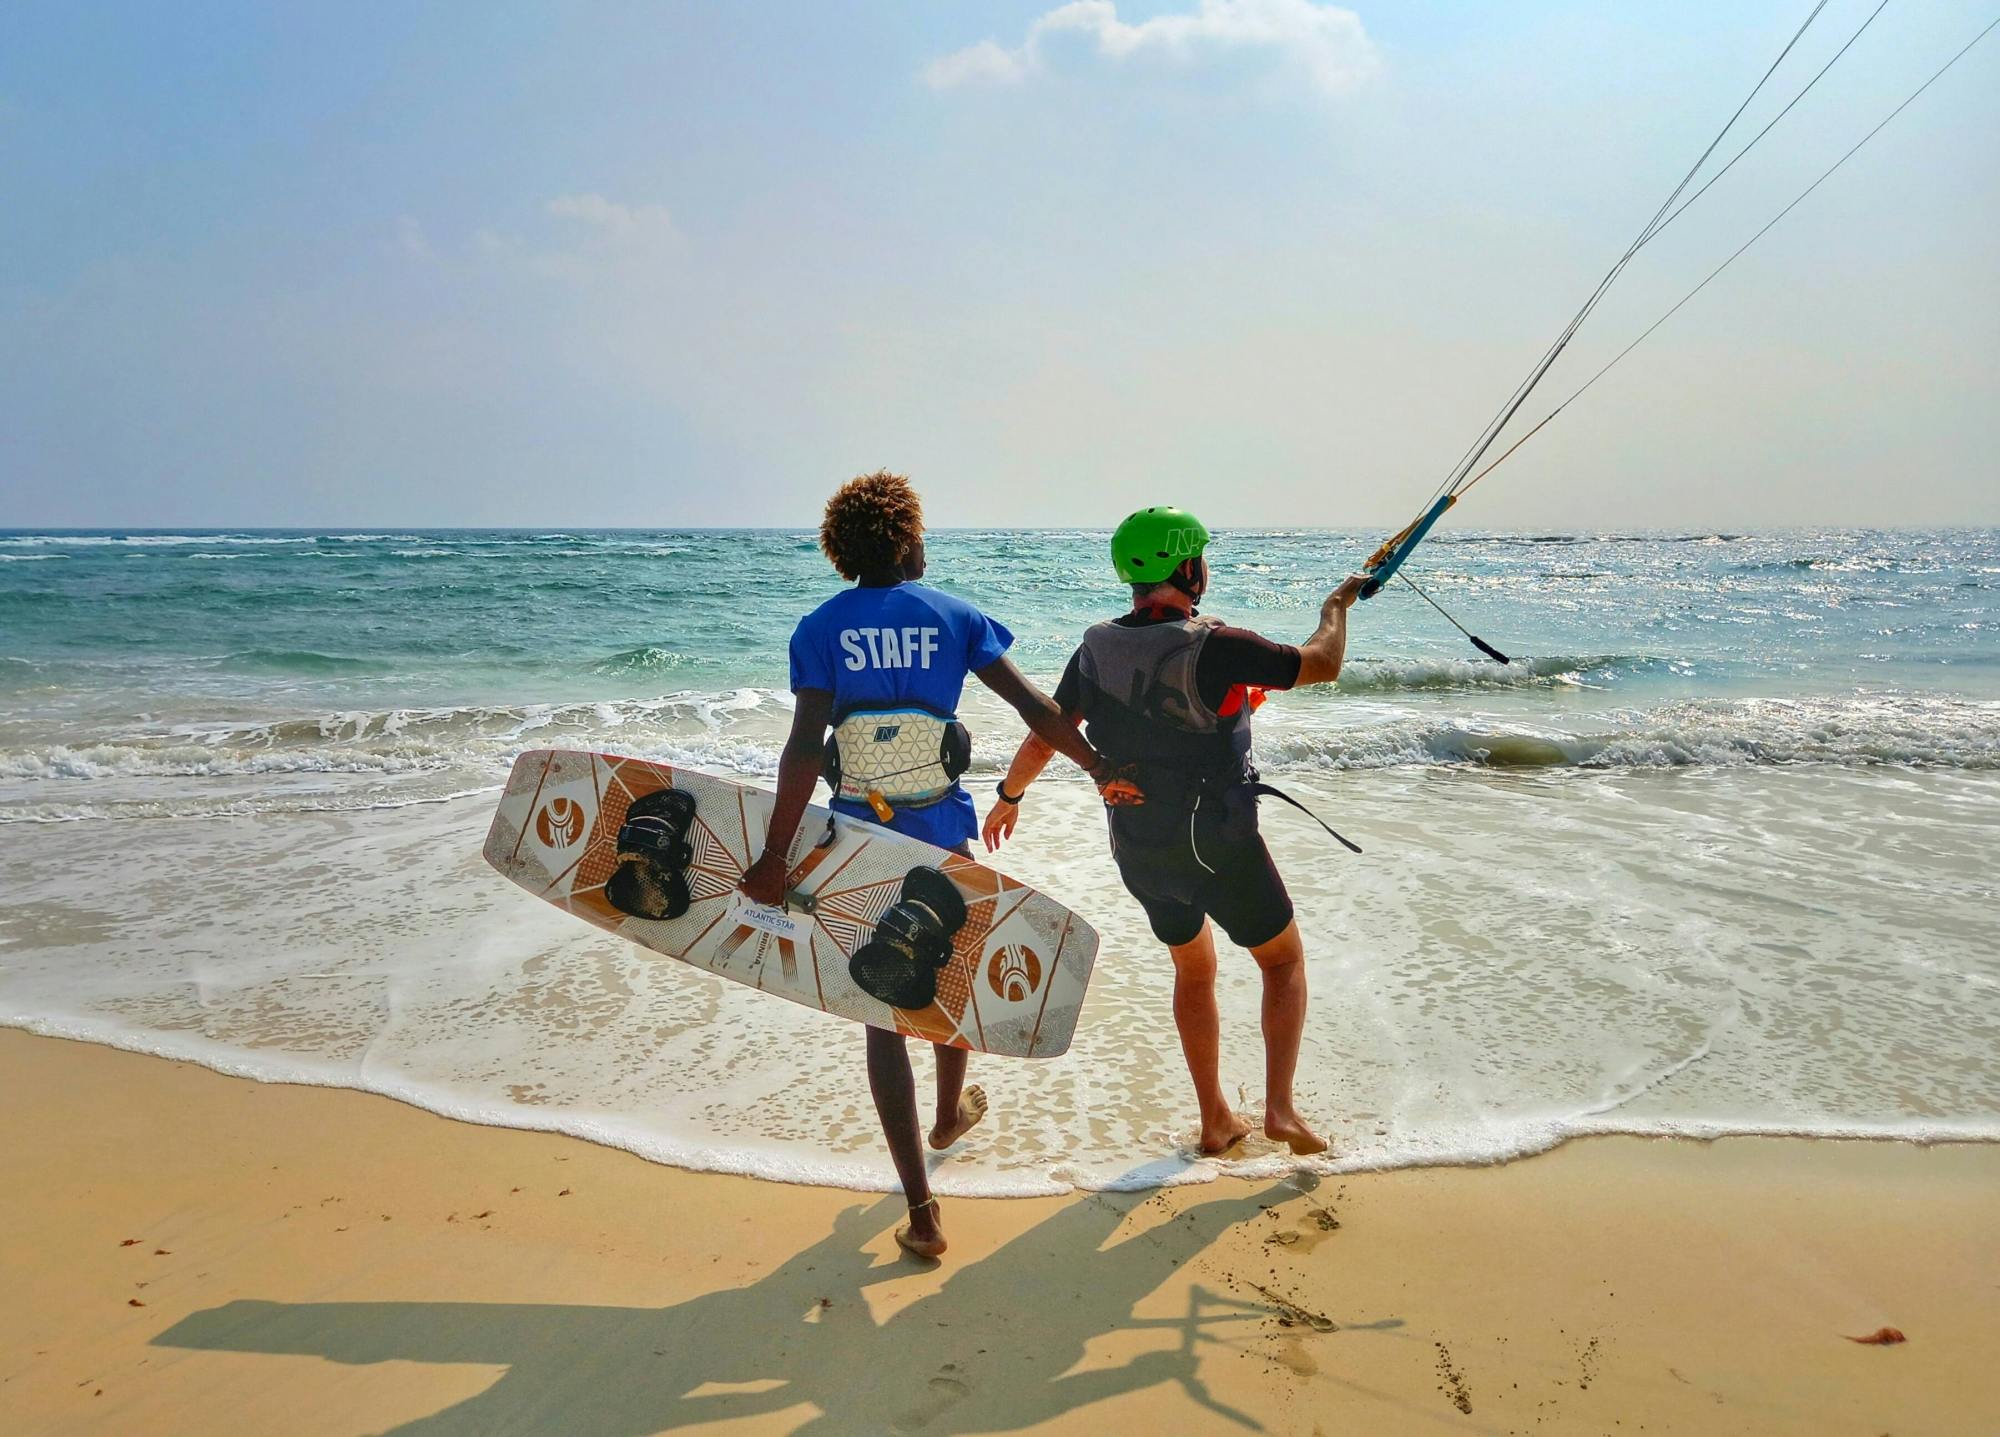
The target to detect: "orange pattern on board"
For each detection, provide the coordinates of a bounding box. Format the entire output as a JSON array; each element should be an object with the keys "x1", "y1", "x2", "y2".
[{"x1": 499, "y1": 750, "x2": 1071, "y2": 1052}]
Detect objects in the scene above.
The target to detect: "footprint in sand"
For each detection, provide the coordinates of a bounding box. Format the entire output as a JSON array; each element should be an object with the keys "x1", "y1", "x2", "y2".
[
  {"x1": 1274, "y1": 1337, "x2": 1318, "y2": 1376},
  {"x1": 1264, "y1": 1206, "x2": 1343, "y2": 1255},
  {"x1": 891, "y1": 1362, "x2": 972, "y2": 1431}
]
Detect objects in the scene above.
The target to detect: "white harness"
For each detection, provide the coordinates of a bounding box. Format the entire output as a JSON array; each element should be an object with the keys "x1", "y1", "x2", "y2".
[{"x1": 827, "y1": 707, "x2": 965, "y2": 808}]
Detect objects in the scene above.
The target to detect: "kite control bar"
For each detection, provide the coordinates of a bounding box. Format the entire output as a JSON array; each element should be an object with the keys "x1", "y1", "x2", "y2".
[
  {"x1": 1357, "y1": 494, "x2": 1456, "y2": 601},
  {"x1": 1351, "y1": 492, "x2": 1511, "y2": 664}
]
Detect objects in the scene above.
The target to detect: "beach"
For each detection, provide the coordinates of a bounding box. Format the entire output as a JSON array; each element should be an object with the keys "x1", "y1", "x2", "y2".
[
  {"x1": 5, "y1": 528, "x2": 1998, "y2": 1195},
  {"x1": 3, "y1": 527, "x2": 1998, "y2": 1431},
  {"x1": 4, "y1": 1028, "x2": 1996, "y2": 1435},
  {"x1": 10, "y1": 0, "x2": 1998, "y2": 1426}
]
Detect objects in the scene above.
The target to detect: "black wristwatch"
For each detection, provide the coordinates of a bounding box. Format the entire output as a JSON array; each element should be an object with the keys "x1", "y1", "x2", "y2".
[{"x1": 995, "y1": 780, "x2": 1025, "y2": 806}]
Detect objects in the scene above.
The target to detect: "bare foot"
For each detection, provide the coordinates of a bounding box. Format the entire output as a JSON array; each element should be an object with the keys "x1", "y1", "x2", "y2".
[
  {"x1": 1199, "y1": 1110, "x2": 1254, "y2": 1156},
  {"x1": 895, "y1": 1200, "x2": 947, "y2": 1261},
  {"x1": 1265, "y1": 1110, "x2": 1329, "y2": 1156},
  {"x1": 928, "y1": 1085, "x2": 988, "y2": 1150}
]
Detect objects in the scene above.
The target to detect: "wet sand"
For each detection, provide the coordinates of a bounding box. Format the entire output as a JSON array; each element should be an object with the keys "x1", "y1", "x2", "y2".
[{"x1": 2, "y1": 1028, "x2": 1996, "y2": 1435}]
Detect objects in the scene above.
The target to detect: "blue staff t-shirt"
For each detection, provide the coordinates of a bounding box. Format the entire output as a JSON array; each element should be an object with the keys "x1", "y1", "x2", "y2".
[{"x1": 788, "y1": 581, "x2": 1013, "y2": 849}]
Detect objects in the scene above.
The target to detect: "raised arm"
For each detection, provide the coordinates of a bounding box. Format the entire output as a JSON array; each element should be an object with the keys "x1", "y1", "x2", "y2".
[
  {"x1": 738, "y1": 687, "x2": 833, "y2": 905},
  {"x1": 1291, "y1": 574, "x2": 1366, "y2": 687}
]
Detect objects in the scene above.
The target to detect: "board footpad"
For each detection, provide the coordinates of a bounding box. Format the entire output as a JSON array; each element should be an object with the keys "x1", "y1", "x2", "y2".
[
  {"x1": 848, "y1": 866, "x2": 968, "y2": 1009},
  {"x1": 606, "y1": 788, "x2": 699, "y2": 920}
]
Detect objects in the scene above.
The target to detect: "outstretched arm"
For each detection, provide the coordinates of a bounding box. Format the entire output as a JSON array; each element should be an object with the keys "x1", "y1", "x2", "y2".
[
  {"x1": 1291, "y1": 575, "x2": 1366, "y2": 687},
  {"x1": 974, "y1": 656, "x2": 1104, "y2": 778},
  {"x1": 981, "y1": 726, "x2": 1067, "y2": 851},
  {"x1": 738, "y1": 687, "x2": 833, "y2": 905}
]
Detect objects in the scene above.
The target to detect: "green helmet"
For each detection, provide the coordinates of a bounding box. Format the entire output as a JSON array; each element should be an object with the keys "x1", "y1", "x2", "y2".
[{"x1": 1110, "y1": 506, "x2": 1211, "y2": 585}]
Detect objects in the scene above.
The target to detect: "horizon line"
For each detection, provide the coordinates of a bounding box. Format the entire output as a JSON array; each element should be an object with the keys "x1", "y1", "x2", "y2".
[{"x1": 6, "y1": 524, "x2": 1992, "y2": 537}]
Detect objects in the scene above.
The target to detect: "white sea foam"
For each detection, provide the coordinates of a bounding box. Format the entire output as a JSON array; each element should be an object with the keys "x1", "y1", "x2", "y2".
[
  {"x1": 2, "y1": 770, "x2": 1994, "y2": 1195},
  {"x1": 0, "y1": 785, "x2": 504, "y2": 825},
  {"x1": 0, "y1": 742, "x2": 452, "y2": 781},
  {"x1": 1255, "y1": 695, "x2": 2000, "y2": 771},
  {"x1": 5, "y1": 693, "x2": 1995, "y2": 829}
]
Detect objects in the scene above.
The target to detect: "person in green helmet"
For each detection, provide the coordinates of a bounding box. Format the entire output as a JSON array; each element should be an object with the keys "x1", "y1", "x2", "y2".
[{"x1": 983, "y1": 507, "x2": 1364, "y2": 1157}]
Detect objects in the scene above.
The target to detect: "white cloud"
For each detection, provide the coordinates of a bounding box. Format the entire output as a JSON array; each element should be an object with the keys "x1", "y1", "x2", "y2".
[
  {"x1": 921, "y1": 39, "x2": 1036, "y2": 90},
  {"x1": 924, "y1": 0, "x2": 1378, "y2": 96},
  {"x1": 546, "y1": 193, "x2": 679, "y2": 242},
  {"x1": 401, "y1": 195, "x2": 684, "y2": 287}
]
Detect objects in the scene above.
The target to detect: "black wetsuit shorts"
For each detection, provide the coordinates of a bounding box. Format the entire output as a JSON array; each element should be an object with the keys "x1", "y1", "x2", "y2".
[{"x1": 1107, "y1": 784, "x2": 1294, "y2": 950}]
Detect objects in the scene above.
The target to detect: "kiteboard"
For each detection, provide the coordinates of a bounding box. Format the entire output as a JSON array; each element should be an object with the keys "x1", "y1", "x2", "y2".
[{"x1": 483, "y1": 749, "x2": 1099, "y2": 1058}]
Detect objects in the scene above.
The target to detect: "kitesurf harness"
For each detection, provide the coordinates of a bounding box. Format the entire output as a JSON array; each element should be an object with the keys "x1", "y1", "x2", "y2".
[
  {"x1": 1072, "y1": 615, "x2": 1359, "y2": 855},
  {"x1": 822, "y1": 705, "x2": 972, "y2": 822}
]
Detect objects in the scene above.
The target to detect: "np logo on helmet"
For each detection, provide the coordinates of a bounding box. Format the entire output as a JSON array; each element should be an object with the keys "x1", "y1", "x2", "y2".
[
  {"x1": 1110, "y1": 506, "x2": 1209, "y2": 582},
  {"x1": 535, "y1": 796, "x2": 586, "y2": 848}
]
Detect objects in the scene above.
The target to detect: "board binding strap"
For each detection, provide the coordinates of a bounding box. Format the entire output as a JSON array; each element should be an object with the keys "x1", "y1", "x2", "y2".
[
  {"x1": 848, "y1": 866, "x2": 969, "y2": 1010},
  {"x1": 605, "y1": 788, "x2": 699, "y2": 920}
]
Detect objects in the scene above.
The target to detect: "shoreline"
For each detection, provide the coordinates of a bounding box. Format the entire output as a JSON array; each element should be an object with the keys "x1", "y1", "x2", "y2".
[
  {"x1": 9, "y1": 762, "x2": 1998, "y2": 1201},
  {"x1": 4, "y1": 1029, "x2": 1996, "y2": 1434},
  {"x1": 7, "y1": 1014, "x2": 2000, "y2": 1201}
]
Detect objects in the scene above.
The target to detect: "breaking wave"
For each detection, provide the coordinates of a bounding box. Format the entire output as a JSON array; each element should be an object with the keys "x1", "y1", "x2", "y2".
[
  {"x1": 1261, "y1": 696, "x2": 2000, "y2": 772},
  {"x1": 592, "y1": 645, "x2": 696, "y2": 675},
  {"x1": 212, "y1": 649, "x2": 398, "y2": 676},
  {"x1": 7, "y1": 692, "x2": 1996, "y2": 826},
  {"x1": 0, "y1": 690, "x2": 795, "y2": 816},
  {"x1": 1334, "y1": 654, "x2": 1647, "y2": 693}
]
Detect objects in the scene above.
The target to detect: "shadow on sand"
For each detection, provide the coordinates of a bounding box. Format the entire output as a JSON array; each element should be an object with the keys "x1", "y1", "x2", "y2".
[{"x1": 153, "y1": 1175, "x2": 1326, "y2": 1435}]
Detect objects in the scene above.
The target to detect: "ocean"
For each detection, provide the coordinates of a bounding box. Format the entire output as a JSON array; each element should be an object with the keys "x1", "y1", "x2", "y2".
[{"x1": 2, "y1": 526, "x2": 1996, "y2": 1193}]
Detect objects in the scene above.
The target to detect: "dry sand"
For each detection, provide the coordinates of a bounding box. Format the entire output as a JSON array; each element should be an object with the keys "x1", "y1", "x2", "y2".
[{"x1": 2, "y1": 1028, "x2": 1995, "y2": 1436}]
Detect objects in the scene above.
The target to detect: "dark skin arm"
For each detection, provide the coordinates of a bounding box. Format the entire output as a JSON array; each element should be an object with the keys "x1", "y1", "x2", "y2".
[
  {"x1": 737, "y1": 658, "x2": 1105, "y2": 905},
  {"x1": 973, "y1": 654, "x2": 1104, "y2": 776},
  {"x1": 737, "y1": 687, "x2": 834, "y2": 906}
]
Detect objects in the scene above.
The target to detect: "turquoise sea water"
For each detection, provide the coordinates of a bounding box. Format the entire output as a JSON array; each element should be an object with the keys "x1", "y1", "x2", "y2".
[
  {"x1": 4, "y1": 526, "x2": 1996, "y2": 798},
  {"x1": 2, "y1": 527, "x2": 1997, "y2": 1191}
]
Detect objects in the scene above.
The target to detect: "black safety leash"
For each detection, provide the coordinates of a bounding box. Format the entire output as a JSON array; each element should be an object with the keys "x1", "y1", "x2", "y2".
[
  {"x1": 1399, "y1": 572, "x2": 1511, "y2": 665},
  {"x1": 1249, "y1": 782, "x2": 1363, "y2": 855}
]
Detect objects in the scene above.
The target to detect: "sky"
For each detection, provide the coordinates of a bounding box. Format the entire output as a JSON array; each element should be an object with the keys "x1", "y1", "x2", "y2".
[{"x1": 2, "y1": 0, "x2": 1995, "y2": 530}]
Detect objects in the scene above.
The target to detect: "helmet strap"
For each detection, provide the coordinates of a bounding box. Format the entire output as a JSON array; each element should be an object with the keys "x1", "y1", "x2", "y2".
[
  {"x1": 1166, "y1": 557, "x2": 1204, "y2": 605},
  {"x1": 1141, "y1": 579, "x2": 1200, "y2": 620}
]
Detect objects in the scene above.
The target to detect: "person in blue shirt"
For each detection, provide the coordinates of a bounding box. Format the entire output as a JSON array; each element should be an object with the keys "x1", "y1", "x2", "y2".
[{"x1": 739, "y1": 471, "x2": 1106, "y2": 1261}]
